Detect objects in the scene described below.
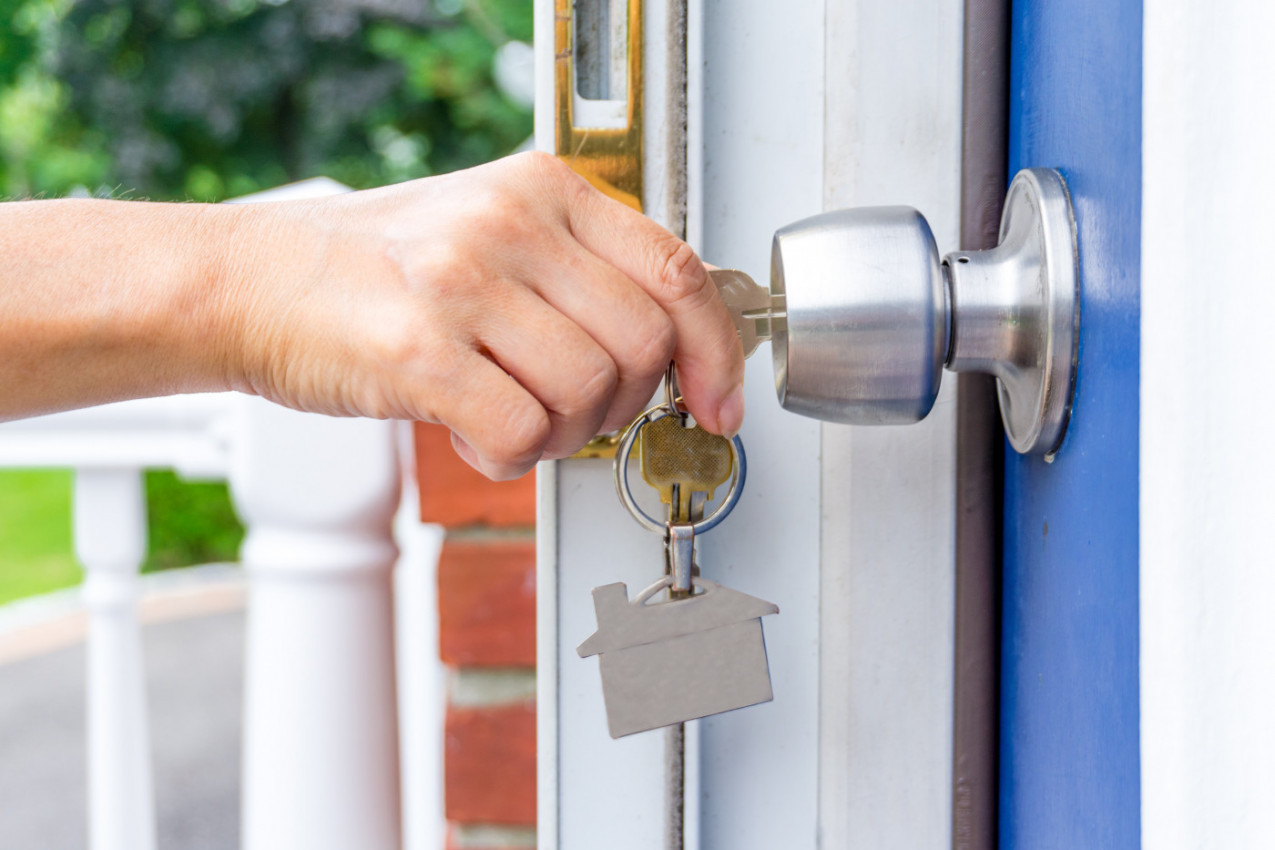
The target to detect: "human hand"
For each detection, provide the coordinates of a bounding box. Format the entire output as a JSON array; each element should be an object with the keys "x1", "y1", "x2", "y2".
[{"x1": 224, "y1": 152, "x2": 746, "y2": 480}]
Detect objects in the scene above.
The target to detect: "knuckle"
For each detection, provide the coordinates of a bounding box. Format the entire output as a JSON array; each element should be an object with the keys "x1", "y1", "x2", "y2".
[
  {"x1": 373, "y1": 318, "x2": 423, "y2": 372},
  {"x1": 488, "y1": 400, "x2": 551, "y2": 469},
  {"x1": 652, "y1": 238, "x2": 711, "y2": 312},
  {"x1": 519, "y1": 150, "x2": 578, "y2": 192},
  {"x1": 484, "y1": 198, "x2": 537, "y2": 247},
  {"x1": 562, "y1": 167, "x2": 595, "y2": 208},
  {"x1": 466, "y1": 184, "x2": 528, "y2": 229},
  {"x1": 465, "y1": 164, "x2": 554, "y2": 243},
  {"x1": 561, "y1": 353, "x2": 619, "y2": 416},
  {"x1": 520, "y1": 151, "x2": 593, "y2": 206},
  {"x1": 517, "y1": 149, "x2": 562, "y2": 177},
  {"x1": 367, "y1": 302, "x2": 450, "y2": 377},
  {"x1": 397, "y1": 238, "x2": 471, "y2": 294},
  {"x1": 622, "y1": 310, "x2": 676, "y2": 377}
]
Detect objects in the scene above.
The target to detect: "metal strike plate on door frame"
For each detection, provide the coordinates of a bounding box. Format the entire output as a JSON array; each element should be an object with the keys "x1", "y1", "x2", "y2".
[
  {"x1": 558, "y1": 0, "x2": 645, "y2": 459},
  {"x1": 554, "y1": 0, "x2": 644, "y2": 209},
  {"x1": 771, "y1": 168, "x2": 1080, "y2": 459}
]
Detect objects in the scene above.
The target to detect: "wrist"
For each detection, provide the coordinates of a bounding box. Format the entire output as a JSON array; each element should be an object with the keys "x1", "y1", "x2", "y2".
[
  {"x1": 210, "y1": 197, "x2": 337, "y2": 403},
  {"x1": 0, "y1": 197, "x2": 268, "y2": 417},
  {"x1": 131, "y1": 199, "x2": 261, "y2": 398}
]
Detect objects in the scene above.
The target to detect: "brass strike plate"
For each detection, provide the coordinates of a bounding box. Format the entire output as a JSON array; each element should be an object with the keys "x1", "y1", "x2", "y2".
[
  {"x1": 554, "y1": 0, "x2": 643, "y2": 209},
  {"x1": 559, "y1": 0, "x2": 645, "y2": 459},
  {"x1": 573, "y1": 430, "x2": 623, "y2": 459}
]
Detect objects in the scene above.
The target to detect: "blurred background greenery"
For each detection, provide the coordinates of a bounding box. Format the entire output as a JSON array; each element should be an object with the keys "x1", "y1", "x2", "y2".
[{"x1": 0, "y1": 0, "x2": 533, "y2": 605}]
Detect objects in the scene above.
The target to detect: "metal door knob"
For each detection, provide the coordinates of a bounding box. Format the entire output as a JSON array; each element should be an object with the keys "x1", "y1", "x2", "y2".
[{"x1": 770, "y1": 168, "x2": 1079, "y2": 457}]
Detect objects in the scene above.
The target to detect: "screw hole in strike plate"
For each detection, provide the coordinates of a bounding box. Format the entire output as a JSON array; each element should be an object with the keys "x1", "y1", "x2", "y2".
[{"x1": 957, "y1": 256, "x2": 970, "y2": 263}]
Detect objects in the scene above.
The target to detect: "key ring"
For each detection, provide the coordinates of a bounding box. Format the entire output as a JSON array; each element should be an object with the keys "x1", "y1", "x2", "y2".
[
  {"x1": 612, "y1": 402, "x2": 747, "y2": 536},
  {"x1": 631, "y1": 574, "x2": 722, "y2": 605},
  {"x1": 664, "y1": 362, "x2": 688, "y2": 421}
]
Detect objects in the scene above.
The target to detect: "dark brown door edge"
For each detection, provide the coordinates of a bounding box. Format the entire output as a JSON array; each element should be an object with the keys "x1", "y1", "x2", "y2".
[{"x1": 953, "y1": 1, "x2": 1009, "y2": 849}]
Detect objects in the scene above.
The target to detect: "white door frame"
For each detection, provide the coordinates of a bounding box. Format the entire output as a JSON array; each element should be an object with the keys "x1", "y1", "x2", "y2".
[{"x1": 536, "y1": 2, "x2": 964, "y2": 846}]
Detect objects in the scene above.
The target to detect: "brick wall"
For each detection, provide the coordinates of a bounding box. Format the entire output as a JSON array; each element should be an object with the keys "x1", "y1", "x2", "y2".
[{"x1": 414, "y1": 423, "x2": 537, "y2": 850}]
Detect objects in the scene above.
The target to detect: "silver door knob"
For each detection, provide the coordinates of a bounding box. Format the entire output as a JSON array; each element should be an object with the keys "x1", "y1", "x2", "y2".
[{"x1": 770, "y1": 168, "x2": 1079, "y2": 457}]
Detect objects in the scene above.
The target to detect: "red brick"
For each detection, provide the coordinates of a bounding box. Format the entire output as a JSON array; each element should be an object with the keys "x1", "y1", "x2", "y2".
[
  {"x1": 414, "y1": 423, "x2": 536, "y2": 528},
  {"x1": 445, "y1": 702, "x2": 536, "y2": 825},
  {"x1": 439, "y1": 540, "x2": 536, "y2": 667}
]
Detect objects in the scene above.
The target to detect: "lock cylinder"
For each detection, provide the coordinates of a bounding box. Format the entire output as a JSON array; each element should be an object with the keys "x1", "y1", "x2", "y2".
[
  {"x1": 771, "y1": 206, "x2": 949, "y2": 426},
  {"x1": 769, "y1": 168, "x2": 1079, "y2": 458}
]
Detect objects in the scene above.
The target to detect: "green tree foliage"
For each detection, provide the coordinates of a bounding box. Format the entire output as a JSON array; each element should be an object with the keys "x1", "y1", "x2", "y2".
[
  {"x1": 0, "y1": 0, "x2": 38, "y2": 88},
  {"x1": 2, "y1": 0, "x2": 532, "y2": 200},
  {"x1": 143, "y1": 470, "x2": 245, "y2": 571}
]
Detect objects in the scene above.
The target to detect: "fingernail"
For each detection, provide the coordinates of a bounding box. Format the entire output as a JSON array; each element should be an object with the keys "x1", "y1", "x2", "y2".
[
  {"x1": 451, "y1": 433, "x2": 480, "y2": 466},
  {"x1": 717, "y1": 383, "x2": 746, "y2": 438}
]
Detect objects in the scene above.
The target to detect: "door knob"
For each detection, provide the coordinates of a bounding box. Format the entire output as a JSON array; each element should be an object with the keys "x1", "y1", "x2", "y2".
[{"x1": 770, "y1": 168, "x2": 1079, "y2": 457}]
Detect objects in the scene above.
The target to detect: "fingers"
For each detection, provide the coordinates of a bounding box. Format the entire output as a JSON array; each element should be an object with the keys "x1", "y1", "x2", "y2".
[
  {"x1": 552, "y1": 168, "x2": 746, "y2": 436},
  {"x1": 479, "y1": 288, "x2": 624, "y2": 459},
  {"x1": 531, "y1": 247, "x2": 676, "y2": 434},
  {"x1": 427, "y1": 352, "x2": 550, "y2": 481},
  {"x1": 426, "y1": 285, "x2": 649, "y2": 475},
  {"x1": 363, "y1": 152, "x2": 751, "y2": 485}
]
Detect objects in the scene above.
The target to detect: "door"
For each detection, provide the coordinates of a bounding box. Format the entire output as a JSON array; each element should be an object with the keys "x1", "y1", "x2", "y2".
[{"x1": 1000, "y1": 1, "x2": 1142, "y2": 846}]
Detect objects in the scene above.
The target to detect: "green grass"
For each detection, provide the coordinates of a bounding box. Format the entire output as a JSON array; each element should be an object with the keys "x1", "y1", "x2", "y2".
[
  {"x1": 0, "y1": 470, "x2": 80, "y2": 606},
  {"x1": 0, "y1": 469, "x2": 245, "y2": 607}
]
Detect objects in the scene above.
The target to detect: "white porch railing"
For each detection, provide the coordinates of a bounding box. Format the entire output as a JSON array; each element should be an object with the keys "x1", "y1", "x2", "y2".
[
  {"x1": 0, "y1": 179, "x2": 444, "y2": 850},
  {"x1": 0, "y1": 392, "x2": 436, "y2": 850},
  {"x1": 236, "y1": 397, "x2": 403, "y2": 850}
]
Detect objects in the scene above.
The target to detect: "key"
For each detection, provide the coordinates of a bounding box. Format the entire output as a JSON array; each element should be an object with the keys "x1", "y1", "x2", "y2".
[
  {"x1": 586, "y1": 397, "x2": 778, "y2": 740},
  {"x1": 710, "y1": 268, "x2": 786, "y2": 359},
  {"x1": 641, "y1": 406, "x2": 733, "y2": 595},
  {"x1": 637, "y1": 413, "x2": 734, "y2": 523}
]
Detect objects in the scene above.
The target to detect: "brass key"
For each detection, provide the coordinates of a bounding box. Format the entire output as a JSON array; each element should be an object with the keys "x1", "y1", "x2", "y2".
[{"x1": 638, "y1": 415, "x2": 734, "y2": 522}]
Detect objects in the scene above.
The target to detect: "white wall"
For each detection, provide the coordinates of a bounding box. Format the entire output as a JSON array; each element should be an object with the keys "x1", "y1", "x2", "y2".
[{"x1": 1141, "y1": 1, "x2": 1275, "y2": 846}]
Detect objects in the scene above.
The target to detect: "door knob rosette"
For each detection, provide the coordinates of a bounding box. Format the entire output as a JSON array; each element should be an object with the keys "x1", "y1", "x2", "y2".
[{"x1": 770, "y1": 168, "x2": 1079, "y2": 458}]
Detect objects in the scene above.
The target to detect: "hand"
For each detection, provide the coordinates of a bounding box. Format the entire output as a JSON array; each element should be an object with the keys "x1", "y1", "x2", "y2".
[{"x1": 226, "y1": 152, "x2": 746, "y2": 480}]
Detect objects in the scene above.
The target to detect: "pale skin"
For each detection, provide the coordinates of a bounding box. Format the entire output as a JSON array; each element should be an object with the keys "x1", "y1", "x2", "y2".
[{"x1": 0, "y1": 152, "x2": 746, "y2": 481}]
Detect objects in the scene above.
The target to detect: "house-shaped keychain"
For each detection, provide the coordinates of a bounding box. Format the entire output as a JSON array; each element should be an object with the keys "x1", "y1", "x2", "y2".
[{"x1": 577, "y1": 577, "x2": 779, "y2": 738}]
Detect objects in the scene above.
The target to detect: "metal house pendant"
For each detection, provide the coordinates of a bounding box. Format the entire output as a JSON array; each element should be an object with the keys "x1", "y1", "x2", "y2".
[{"x1": 577, "y1": 576, "x2": 779, "y2": 739}]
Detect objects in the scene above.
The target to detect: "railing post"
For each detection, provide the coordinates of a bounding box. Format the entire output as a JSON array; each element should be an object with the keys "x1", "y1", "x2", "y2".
[
  {"x1": 74, "y1": 468, "x2": 158, "y2": 850},
  {"x1": 233, "y1": 397, "x2": 402, "y2": 850},
  {"x1": 393, "y1": 448, "x2": 448, "y2": 850}
]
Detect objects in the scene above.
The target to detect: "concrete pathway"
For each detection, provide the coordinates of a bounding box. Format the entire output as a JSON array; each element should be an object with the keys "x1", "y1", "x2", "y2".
[{"x1": 0, "y1": 570, "x2": 244, "y2": 849}]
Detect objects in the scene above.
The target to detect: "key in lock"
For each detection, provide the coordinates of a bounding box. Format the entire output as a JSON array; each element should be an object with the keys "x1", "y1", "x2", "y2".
[{"x1": 710, "y1": 268, "x2": 786, "y2": 360}]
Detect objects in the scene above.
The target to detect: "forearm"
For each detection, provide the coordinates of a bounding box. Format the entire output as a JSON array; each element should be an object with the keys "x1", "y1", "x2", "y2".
[
  {"x1": 0, "y1": 154, "x2": 745, "y2": 481},
  {"x1": 0, "y1": 199, "x2": 248, "y2": 419}
]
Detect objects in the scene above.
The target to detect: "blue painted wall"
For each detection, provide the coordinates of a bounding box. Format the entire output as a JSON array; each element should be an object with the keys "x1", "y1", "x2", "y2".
[{"x1": 1001, "y1": 0, "x2": 1141, "y2": 847}]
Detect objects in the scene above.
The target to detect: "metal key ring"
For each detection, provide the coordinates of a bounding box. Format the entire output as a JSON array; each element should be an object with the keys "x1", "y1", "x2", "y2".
[
  {"x1": 664, "y1": 362, "x2": 688, "y2": 419},
  {"x1": 612, "y1": 402, "x2": 747, "y2": 536}
]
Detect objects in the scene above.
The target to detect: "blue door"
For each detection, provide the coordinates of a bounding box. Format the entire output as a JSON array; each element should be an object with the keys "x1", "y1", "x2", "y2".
[{"x1": 1001, "y1": 1, "x2": 1142, "y2": 846}]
